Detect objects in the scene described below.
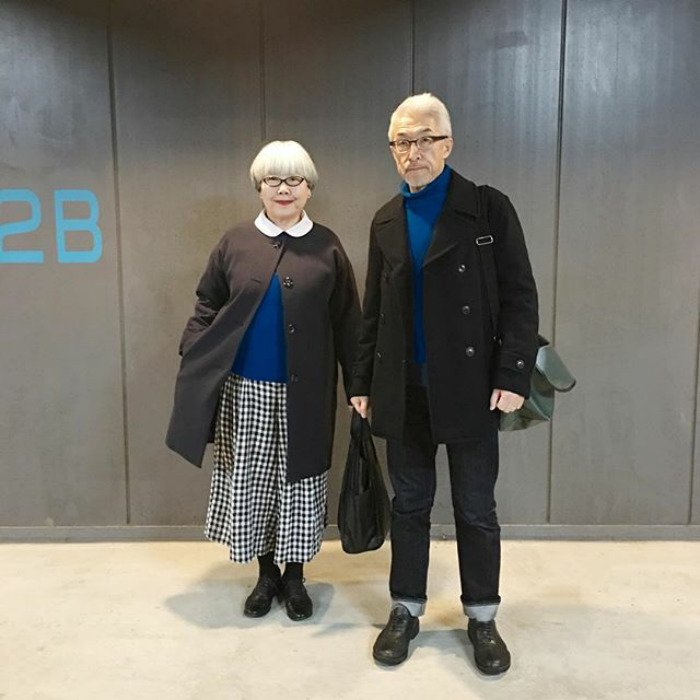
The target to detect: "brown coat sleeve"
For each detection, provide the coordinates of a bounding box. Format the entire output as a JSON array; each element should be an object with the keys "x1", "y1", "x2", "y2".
[
  {"x1": 484, "y1": 186, "x2": 539, "y2": 397},
  {"x1": 329, "y1": 242, "x2": 362, "y2": 402},
  {"x1": 178, "y1": 236, "x2": 230, "y2": 356},
  {"x1": 349, "y1": 221, "x2": 382, "y2": 397}
]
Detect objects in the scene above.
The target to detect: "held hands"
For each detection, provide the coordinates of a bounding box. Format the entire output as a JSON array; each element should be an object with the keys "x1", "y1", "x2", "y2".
[
  {"x1": 490, "y1": 389, "x2": 524, "y2": 413},
  {"x1": 350, "y1": 396, "x2": 369, "y2": 419}
]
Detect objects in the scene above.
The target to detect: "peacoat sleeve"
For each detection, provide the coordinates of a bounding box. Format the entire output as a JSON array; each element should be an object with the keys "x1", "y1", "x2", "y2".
[
  {"x1": 329, "y1": 242, "x2": 362, "y2": 402},
  {"x1": 484, "y1": 187, "x2": 539, "y2": 398},
  {"x1": 348, "y1": 221, "x2": 382, "y2": 397},
  {"x1": 178, "y1": 236, "x2": 231, "y2": 356}
]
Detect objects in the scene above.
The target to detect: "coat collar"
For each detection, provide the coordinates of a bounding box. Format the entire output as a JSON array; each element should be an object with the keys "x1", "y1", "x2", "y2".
[{"x1": 373, "y1": 170, "x2": 482, "y2": 268}]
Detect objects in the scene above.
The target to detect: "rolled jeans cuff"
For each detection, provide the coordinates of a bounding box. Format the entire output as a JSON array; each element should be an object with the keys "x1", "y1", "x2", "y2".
[
  {"x1": 463, "y1": 602, "x2": 499, "y2": 622},
  {"x1": 391, "y1": 597, "x2": 426, "y2": 618}
]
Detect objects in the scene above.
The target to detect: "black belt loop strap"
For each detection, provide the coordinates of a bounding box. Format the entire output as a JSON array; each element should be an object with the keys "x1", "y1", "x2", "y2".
[{"x1": 475, "y1": 187, "x2": 500, "y2": 340}]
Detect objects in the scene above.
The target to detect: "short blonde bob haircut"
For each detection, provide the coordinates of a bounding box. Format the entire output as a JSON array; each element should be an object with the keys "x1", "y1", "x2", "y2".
[
  {"x1": 249, "y1": 140, "x2": 319, "y2": 191},
  {"x1": 388, "y1": 93, "x2": 453, "y2": 140}
]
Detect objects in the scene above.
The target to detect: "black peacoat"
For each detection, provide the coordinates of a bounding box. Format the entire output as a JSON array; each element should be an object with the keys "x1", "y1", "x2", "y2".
[
  {"x1": 349, "y1": 169, "x2": 539, "y2": 443},
  {"x1": 166, "y1": 221, "x2": 360, "y2": 482}
]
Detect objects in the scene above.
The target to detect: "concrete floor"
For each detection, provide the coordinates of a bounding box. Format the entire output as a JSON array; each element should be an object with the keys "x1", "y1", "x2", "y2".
[{"x1": 1, "y1": 540, "x2": 698, "y2": 700}]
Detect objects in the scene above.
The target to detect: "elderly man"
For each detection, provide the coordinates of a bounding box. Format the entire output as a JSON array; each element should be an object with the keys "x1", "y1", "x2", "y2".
[{"x1": 350, "y1": 94, "x2": 538, "y2": 674}]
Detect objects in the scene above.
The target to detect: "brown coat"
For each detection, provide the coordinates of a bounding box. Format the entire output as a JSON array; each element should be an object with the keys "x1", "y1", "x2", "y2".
[
  {"x1": 349, "y1": 170, "x2": 539, "y2": 442},
  {"x1": 166, "y1": 221, "x2": 360, "y2": 482}
]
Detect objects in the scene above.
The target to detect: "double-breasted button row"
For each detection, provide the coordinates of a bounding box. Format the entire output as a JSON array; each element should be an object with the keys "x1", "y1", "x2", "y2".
[{"x1": 282, "y1": 276, "x2": 294, "y2": 288}]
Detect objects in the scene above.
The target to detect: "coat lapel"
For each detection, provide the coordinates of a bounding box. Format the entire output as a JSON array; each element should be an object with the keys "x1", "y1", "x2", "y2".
[
  {"x1": 423, "y1": 171, "x2": 482, "y2": 267},
  {"x1": 373, "y1": 194, "x2": 409, "y2": 271}
]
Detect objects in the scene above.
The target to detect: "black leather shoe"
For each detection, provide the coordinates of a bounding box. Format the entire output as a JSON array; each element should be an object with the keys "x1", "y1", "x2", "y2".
[
  {"x1": 243, "y1": 574, "x2": 282, "y2": 618},
  {"x1": 467, "y1": 619, "x2": 511, "y2": 675},
  {"x1": 373, "y1": 605, "x2": 420, "y2": 666},
  {"x1": 280, "y1": 578, "x2": 313, "y2": 621}
]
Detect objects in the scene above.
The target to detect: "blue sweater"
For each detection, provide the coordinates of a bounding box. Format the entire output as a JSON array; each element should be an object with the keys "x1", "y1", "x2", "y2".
[
  {"x1": 231, "y1": 271, "x2": 287, "y2": 382},
  {"x1": 401, "y1": 165, "x2": 452, "y2": 364}
]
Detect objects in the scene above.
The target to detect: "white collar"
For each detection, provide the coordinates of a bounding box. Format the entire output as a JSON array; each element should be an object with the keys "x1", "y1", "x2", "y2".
[{"x1": 254, "y1": 210, "x2": 313, "y2": 238}]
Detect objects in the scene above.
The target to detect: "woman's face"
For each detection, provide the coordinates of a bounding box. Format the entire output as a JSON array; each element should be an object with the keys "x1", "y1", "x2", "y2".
[{"x1": 259, "y1": 175, "x2": 311, "y2": 226}]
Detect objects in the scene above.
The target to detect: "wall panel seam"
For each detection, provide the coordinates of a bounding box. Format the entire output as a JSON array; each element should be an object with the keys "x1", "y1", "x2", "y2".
[
  {"x1": 548, "y1": 0, "x2": 568, "y2": 523},
  {"x1": 106, "y1": 0, "x2": 130, "y2": 524},
  {"x1": 259, "y1": 0, "x2": 267, "y2": 143},
  {"x1": 410, "y1": 0, "x2": 416, "y2": 93},
  {"x1": 689, "y1": 285, "x2": 700, "y2": 523}
]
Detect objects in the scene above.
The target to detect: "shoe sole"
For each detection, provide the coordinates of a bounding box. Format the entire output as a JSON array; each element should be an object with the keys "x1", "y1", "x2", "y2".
[
  {"x1": 372, "y1": 621, "x2": 420, "y2": 666},
  {"x1": 473, "y1": 659, "x2": 510, "y2": 675},
  {"x1": 286, "y1": 608, "x2": 313, "y2": 621}
]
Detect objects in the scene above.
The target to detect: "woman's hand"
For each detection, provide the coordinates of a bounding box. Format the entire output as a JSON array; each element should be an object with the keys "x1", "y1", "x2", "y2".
[{"x1": 350, "y1": 396, "x2": 369, "y2": 419}]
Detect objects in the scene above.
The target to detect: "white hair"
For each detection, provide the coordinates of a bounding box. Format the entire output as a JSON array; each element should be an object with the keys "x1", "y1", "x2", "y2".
[
  {"x1": 388, "y1": 93, "x2": 453, "y2": 140},
  {"x1": 249, "y1": 140, "x2": 318, "y2": 190}
]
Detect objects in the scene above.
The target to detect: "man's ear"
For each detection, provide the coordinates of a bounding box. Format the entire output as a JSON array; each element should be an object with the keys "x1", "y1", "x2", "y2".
[{"x1": 443, "y1": 138, "x2": 454, "y2": 158}]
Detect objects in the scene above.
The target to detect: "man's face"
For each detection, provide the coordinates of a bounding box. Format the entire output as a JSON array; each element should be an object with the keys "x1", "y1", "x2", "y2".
[{"x1": 390, "y1": 112, "x2": 453, "y2": 192}]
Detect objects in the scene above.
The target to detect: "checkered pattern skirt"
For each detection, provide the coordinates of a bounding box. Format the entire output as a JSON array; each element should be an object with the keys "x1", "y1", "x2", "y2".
[{"x1": 204, "y1": 373, "x2": 328, "y2": 564}]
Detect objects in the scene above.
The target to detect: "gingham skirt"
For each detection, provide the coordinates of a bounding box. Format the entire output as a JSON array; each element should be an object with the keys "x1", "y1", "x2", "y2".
[{"x1": 204, "y1": 373, "x2": 328, "y2": 564}]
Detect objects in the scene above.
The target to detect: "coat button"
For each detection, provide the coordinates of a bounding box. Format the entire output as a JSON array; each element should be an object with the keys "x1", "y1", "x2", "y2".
[
  {"x1": 461, "y1": 305, "x2": 471, "y2": 315},
  {"x1": 272, "y1": 241, "x2": 282, "y2": 249},
  {"x1": 288, "y1": 324, "x2": 296, "y2": 334},
  {"x1": 383, "y1": 272, "x2": 390, "y2": 282},
  {"x1": 458, "y1": 264, "x2": 466, "y2": 273},
  {"x1": 289, "y1": 373, "x2": 299, "y2": 383},
  {"x1": 516, "y1": 359, "x2": 525, "y2": 370},
  {"x1": 379, "y1": 312, "x2": 386, "y2": 323},
  {"x1": 283, "y1": 276, "x2": 294, "y2": 288},
  {"x1": 465, "y1": 346, "x2": 475, "y2": 357},
  {"x1": 376, "y1": 352, "x2": 382, "y2": 360}
]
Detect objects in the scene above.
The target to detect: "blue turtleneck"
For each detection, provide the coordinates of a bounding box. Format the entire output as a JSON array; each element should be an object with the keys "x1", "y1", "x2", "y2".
[{"x1": 401, "y1": 164, "x2": 452, "y2": 365}]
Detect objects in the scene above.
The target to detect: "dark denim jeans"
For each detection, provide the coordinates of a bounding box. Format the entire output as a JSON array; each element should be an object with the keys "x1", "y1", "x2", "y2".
[{"x1": 387, "y1": 385, "x2": 501, "y2": 611}]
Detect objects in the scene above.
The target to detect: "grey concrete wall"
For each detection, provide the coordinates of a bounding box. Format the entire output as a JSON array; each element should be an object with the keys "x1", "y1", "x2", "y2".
[{"x1": 1, "y1": 0, "x2": 698, "y2": 534}]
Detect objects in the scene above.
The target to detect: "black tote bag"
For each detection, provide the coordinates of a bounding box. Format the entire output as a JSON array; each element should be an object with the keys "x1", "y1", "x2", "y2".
[{"x1": 337, "y1": 412, "x2": 391, "y2": 554}]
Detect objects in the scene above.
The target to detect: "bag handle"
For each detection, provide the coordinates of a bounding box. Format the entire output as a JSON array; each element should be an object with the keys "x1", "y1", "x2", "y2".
[
  {"x1": 475, "y1": 187, "x2": 500, "y2": 340},
  {"x1": 350, "y1": 410, "x2": 368, "y2": 440},
  {"x1": 477, "y1": 189, "x2": 551, "y2": 352}
]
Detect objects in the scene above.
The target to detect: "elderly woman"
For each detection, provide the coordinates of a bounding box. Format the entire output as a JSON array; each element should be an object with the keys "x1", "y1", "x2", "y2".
[{"x1": 166, "y1": 140, "x2": 360, "y2": 621}]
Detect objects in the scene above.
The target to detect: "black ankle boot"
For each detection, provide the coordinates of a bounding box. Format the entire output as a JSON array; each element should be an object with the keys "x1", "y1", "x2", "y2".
[
  {"x1": 467, "y1": 619, "x2": 511, "y2": 675},
  {"x1": 280, "y1": 578, "x2": 313, "y2": 621},
  {"x1": 373, "y1": 605, "x2": 420, "y2": 666},
  {"x1": 243, "y1": 574, "x2": 282, "y2": 618}
]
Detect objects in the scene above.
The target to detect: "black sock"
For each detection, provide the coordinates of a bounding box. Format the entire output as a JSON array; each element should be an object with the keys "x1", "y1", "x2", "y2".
[
  {"x1": 283, "y1": 562, "x2": 303, "y2": 581},
  {"x1": 258, "y1": 553, "x2": 281, "y2": 580}
]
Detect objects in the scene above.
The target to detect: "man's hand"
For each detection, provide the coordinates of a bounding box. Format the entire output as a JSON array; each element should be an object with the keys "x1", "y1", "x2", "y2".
[
  {"x1": 489, "y1": 389, "x2": 524, "y2": 413},
  {"x1": 350, "y1": 396, "x2": 369, "y2": 419}
]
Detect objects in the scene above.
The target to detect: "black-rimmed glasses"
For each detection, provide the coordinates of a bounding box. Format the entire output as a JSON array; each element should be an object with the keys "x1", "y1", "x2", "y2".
[
  {"x1": 389, "y1": 135, "x2": 450, "y2": 153},
  {"x1": 261, "y1": 175, "x2": 306, "y2": 188}
]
